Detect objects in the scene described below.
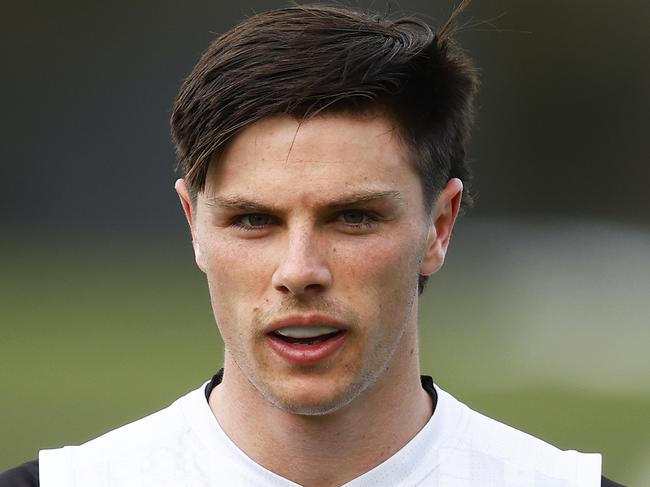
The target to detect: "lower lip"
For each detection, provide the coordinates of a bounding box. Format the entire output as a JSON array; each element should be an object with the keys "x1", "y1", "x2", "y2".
[{"x1": 267, "y1": 331, "x2": 347, "y2": 365}]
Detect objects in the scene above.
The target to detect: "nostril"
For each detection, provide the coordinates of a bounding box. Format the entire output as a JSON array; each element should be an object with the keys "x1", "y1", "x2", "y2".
[
  {"x1": 274, "y1": 280, "x2": 325, "y2": 296},
  {"x1": 304, "y1": 283, "x2": 324, "y2": 292},
  {"x1": 275, "y1": 284, "x2": 292, "y2": 294}
]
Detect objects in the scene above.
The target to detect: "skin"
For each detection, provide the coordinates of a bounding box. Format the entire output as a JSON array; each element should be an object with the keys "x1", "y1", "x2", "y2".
[{"x1": 176, "y1": 113, "x2": 462, "y2": 486}]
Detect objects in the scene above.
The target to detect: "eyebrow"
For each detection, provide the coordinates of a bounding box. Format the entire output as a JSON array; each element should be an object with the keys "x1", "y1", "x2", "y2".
[{"x1": 204, "y1": 190, "x2": 403, "y2": 213}]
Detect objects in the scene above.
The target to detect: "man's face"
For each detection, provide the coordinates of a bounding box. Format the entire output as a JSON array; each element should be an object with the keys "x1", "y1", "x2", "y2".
[{"x1": 178, "y1": 113, "x2": 459, "y2": 415}]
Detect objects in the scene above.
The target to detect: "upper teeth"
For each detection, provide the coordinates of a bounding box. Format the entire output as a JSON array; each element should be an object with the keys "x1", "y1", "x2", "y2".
[{"x1": 274, "y1": 326, "x2": 340, "y2": 339}]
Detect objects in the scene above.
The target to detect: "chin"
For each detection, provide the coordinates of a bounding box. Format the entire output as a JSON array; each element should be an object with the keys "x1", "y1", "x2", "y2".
[
  {"x1": 267, "y1": 388, "x2": 361, "y2": 416},
  {"x1": 258, "y1": 372, "x2": 371, "y2": 416}
]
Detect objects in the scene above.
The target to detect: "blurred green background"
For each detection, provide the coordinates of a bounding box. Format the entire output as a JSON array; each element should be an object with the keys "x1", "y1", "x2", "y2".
[{"x1": 1, "y1": 0, "x2": 649, "y2": 485}]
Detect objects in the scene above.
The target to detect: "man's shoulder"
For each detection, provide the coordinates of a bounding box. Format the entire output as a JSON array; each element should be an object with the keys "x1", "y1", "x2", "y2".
[
  {"x1": 37, "y1": 384, "x2": 208, "y2": 486},
  {"x1": 58, "y1": 386, "x2": 196, "y2": 449},
  {"x1": 433, "y1": 383, "x2": 602, "y2": 485}
]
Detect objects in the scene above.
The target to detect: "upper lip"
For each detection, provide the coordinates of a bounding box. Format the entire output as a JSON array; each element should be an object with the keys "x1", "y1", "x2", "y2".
[{"x1": 265, "y1": 315, "x2": 349, "y2": 334}]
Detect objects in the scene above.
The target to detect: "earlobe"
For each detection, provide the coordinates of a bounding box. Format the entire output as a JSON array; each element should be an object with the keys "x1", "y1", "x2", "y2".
[
  {"x1": 419, "y1": 178, "x2": 463, "y2": 276},
  {"x1": 192, "y1": 241, "x2": 206, "y2": 273}
]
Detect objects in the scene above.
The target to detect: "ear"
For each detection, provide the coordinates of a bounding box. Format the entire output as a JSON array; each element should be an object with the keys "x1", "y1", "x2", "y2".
[
  {"x1": 174, "y1": 178, "x2": 206, "y2": 273},
  {"x1": 419, "y1": 178, "x2": 463, "y2": 276}
]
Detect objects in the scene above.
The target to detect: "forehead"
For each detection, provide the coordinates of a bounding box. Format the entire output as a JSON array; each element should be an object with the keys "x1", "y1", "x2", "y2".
[{"x1": 203, "y1": 113, "x2": 420, "y2": 206}]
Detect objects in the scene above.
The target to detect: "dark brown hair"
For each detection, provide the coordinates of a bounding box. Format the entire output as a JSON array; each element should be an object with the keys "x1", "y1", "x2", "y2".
[{"x1": 171, "y1": 2, "x2": 478, "y2": 293}]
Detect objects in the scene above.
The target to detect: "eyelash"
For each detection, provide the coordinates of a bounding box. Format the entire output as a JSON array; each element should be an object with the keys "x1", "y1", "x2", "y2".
[
  {"x1": 336, "y1": 210, "x2": 378, "y2": 228},
  {"x1": 231, "y1": 214, "x2": 276, "y2": 231},
  {"x1": 230, "y1": 210, "x2": 380, "y2": 231}
]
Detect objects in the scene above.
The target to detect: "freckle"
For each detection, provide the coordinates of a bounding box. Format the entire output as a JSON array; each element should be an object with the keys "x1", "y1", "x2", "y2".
[{"x1": 332, "y1": 247, "x2": 336, "y2": 253}]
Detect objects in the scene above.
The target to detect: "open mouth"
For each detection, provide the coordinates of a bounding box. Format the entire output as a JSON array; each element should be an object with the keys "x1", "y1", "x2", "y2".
[
  {"x1": 265, "y1": 319, "x2": 349, "y2": 365},
  {"x1": 271, "y1": 325, "x2": 345, "y2": 346}
]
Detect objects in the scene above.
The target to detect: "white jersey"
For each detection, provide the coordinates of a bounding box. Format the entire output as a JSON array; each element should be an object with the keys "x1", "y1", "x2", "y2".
[{"x1": 39, "y1": 380, "x2": 601, "y2": 486}]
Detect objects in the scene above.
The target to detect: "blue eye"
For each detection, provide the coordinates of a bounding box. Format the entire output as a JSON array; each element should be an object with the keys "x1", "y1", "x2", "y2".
[
  {"x1": 340, "y1": 211, "x2": 366, "y2": 225},
  {"x1": 235, "y1": 214, "x2": 272, "y2": 229},
  {"x1": 337, "y1": 210, "x2": 378, "y2": 229}
]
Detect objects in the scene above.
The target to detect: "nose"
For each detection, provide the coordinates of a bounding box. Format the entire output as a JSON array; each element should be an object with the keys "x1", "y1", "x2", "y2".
[{"x1": 271, "y1": 227, "x2": 332, "y2": 296}]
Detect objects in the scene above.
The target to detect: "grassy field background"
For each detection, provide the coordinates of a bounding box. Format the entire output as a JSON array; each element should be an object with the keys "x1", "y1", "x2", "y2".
[{"x1": 2, "y1": 219, "x2": 648, "y2": 485}]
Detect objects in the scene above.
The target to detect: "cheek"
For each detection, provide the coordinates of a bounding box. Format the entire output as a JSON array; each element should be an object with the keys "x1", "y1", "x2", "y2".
[
  {"x1": 202, "y1": 234, "x2": 273, "y2": 285},
  {"x1": 338, "y1": 236, "x2": 417, "y2": 284},
  {"x1": 332, "y1": 235, "x2": 422, "y2": 357},
  {"x1": 200, "y1": 237, "x2": 275, "y2": 325},
  {"x1": 333, "y1": 233, "x2": 422, "y2": 298}
]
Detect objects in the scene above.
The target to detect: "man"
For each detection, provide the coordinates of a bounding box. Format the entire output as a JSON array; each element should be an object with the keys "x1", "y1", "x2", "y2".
[{"x1": 1, "y1": 3, "x2": 622, "y2": 486}]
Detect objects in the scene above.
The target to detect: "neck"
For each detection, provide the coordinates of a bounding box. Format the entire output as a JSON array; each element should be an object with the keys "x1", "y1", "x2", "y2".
[{"x1": 209, "y1": 324, "x2": 432, "y2": 487}]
